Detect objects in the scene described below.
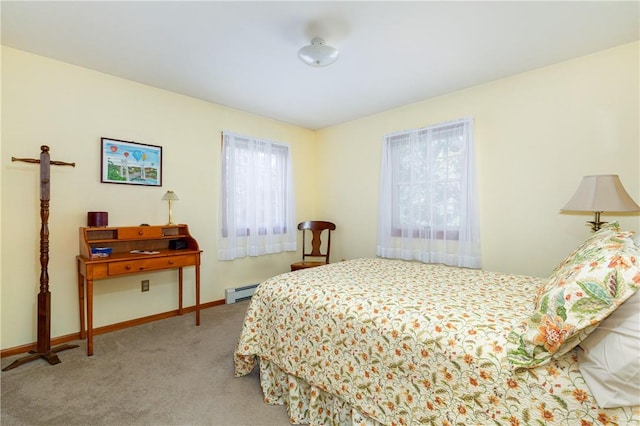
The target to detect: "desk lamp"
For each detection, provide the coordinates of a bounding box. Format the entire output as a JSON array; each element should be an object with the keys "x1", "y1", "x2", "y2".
[{"x1": 162, "y1": 190, "x2": 179, "y2": 225}]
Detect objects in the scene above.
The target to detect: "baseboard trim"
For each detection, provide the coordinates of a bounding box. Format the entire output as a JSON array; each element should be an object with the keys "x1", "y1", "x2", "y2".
[{"x1": 1, "y1": 299, "x2": 225, "y2": 358}]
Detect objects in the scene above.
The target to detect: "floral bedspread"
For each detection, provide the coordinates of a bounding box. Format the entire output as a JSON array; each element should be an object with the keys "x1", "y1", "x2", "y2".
[{"x1": 234, "y1": 258, "x2": 640, "y2": 425}]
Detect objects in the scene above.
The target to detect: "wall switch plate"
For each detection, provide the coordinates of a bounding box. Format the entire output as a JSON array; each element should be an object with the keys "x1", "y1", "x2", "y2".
[{"x1": 141, "y1": 280, "x2": 150, "y2": 292}]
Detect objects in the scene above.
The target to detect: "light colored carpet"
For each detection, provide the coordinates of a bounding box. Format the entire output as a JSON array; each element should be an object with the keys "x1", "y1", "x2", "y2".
[{"x1": 1, "y1": 301, "x2": 292, "y2": 426}]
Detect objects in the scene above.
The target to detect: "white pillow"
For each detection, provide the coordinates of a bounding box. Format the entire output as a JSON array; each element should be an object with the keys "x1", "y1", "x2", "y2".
[{"x1": 578, "y1": 290, "x2": 640, "y2": 408}]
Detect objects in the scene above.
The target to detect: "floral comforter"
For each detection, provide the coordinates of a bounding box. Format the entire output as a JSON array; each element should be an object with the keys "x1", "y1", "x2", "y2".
[{"x1": 234, "y1": 258, "x2": 639, "y2": 425}]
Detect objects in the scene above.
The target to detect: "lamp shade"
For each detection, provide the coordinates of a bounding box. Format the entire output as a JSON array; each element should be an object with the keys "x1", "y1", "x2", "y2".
[
  {"x1": 298, "y1": 38, "x2": 339, "y2": 67},
  {"x1": 162, "y1": 190, "x2": 179, "y2": 201},
  {"x1": 561, "y1": 175, "x2": 640, "y2": 212}
]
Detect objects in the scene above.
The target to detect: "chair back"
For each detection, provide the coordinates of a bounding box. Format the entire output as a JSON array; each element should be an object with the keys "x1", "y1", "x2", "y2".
[{"x1": 299, "y1": 220, "x2": 336, "y2": 264}]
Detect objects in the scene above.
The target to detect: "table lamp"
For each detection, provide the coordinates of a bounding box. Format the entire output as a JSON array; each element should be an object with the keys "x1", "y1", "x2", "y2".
[
  {"x1": 561, "y1": 174, "x2": 640, "y2": 232},
  {"x1": 162, "y1": 190, "x2": 179, "y2": 225}
]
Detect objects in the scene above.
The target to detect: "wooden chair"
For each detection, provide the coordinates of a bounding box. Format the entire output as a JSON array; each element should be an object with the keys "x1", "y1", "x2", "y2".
[{"x1": 290, "y1": 221, "x2": 336, "y2": 271}]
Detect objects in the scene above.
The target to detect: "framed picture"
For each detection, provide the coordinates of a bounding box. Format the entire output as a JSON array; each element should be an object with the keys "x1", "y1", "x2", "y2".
[{"x1": 101, "y1": 138, "x2": 162, "y2": 186}]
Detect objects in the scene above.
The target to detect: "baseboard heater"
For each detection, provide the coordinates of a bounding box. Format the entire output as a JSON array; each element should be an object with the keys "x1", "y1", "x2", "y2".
[{"x1": 225, "y1": 283, "x2": 259, "y2": 304}]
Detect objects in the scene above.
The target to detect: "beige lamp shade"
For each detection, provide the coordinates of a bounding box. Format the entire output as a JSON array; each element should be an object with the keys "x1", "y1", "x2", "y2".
[
  {"x1": 562, "y1": 175, "x2": 639, "y2": 232},
  {"x1": 562, "y1": 175, "x2": 639, "y2": 213},
  {"x1": 162, "y1": 190, "x2": 179, "y2": 201}
]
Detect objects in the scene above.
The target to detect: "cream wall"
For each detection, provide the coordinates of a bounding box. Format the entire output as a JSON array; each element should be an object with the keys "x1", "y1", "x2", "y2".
[
  {"x1": 316, "y1": 42, "x2": 640, "y2": 277},
  {"x1": 1, "y1": 47, "x2": 317, "y2": 350},
  {"x1": 2, "y1": 42, "x2": 639, "y2": 352}
]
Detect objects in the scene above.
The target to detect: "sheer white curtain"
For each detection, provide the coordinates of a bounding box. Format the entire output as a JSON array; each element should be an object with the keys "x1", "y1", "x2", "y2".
[
  {"x1": 376, "y1": 117, "x2": 481, "y2": 268},
  {"x1": 218, "y1": 131, "x2": 296, "y2": 260}
]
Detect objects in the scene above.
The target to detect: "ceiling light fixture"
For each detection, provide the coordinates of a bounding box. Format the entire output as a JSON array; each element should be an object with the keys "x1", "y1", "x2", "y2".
[{"x1": 298, "y1": 38, "x2": 339, "y2": 67}]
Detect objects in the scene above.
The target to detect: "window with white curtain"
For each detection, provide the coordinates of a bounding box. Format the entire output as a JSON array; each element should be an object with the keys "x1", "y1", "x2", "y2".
[
  {"x1": 376, "y1": 117, "x2": 481, "y2": 268},
  {"x1": 218, "y1": 131, "x2": 296, "y2": 260}
]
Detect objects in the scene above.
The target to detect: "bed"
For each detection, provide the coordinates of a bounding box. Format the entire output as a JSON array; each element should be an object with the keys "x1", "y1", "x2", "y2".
[{"x1": 234, "y1": 224, "x2": 640, "y2": 425}]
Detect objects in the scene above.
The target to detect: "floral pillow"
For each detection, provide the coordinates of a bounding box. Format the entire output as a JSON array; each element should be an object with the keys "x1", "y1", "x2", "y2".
[
  {"x1": 545, "y1": 222, "x2": 624, "y2": 279},
  {"x1": 508, "y1": 224, "x2": 640, "y2": 369}
]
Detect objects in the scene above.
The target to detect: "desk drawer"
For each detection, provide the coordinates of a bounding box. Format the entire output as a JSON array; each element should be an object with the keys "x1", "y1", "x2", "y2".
[
  {"x1": 118, "y1": 227, "x2": 162, "y2": 240},
  {"x1": 108, "y1": 255, "x2": 195, "y2": 275}
]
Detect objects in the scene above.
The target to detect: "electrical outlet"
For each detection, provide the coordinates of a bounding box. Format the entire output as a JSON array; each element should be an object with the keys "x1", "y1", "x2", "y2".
[{"x1": 141, "y1": 280, "x2": 150, "y2": 292}]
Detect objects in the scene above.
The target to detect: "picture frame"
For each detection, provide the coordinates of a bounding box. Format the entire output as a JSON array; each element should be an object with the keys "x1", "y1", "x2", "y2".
[{"x1": 100, "y1": 138, "x2": 162, "y2": 186}]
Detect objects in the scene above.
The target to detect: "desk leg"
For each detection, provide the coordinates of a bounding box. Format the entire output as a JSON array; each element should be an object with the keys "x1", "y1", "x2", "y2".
[
  {"x1": 87, "y1": 278, "x2": 94, "y2": 356},
  {"x1": 178, "y1": 267, "x2": 184, "y2": 315},
  {"x1": 195, "y1": 264, "x2": 200, "y2": 326},
  {"x1": 77, "y1": 262, "x2": 86, "y2": 340}
]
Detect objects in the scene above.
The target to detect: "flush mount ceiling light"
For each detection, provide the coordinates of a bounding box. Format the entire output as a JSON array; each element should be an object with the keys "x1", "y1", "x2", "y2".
[{"x1": 298, "y1": 38, "x2": 339, "y2": 67}]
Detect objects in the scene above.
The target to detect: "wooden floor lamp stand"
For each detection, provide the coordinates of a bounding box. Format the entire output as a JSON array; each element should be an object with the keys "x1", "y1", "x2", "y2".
[{"x1": 3, "y1": 146, "x2": 79, "y2": 371}]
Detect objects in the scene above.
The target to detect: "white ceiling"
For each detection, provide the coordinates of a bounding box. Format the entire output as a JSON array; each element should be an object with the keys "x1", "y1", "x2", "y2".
[{"x1": 2, "y1": 1, "x2": 639, "y2": 130}]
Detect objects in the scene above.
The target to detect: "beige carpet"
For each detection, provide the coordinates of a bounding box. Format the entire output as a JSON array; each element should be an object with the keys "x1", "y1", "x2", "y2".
[{"x1": 1, "y1": 300, "x2": 292, "y2": 426}]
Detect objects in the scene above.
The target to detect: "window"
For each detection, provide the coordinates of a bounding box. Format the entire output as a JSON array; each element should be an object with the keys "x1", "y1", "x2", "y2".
[
  {"x1": 218, "y1": 131, "x2": 296, "y2": 260},
  {"x1": 376, "y1": 117, "x2": 481, "y2": 268}
]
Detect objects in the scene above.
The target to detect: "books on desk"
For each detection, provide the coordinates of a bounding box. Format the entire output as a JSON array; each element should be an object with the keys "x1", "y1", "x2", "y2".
[
  {"x1": 130, "y1": 250, "x2": 160, "y2": 255},
  {"x1": 91, "y1": 247, "x2": 112, "y2": 257}
]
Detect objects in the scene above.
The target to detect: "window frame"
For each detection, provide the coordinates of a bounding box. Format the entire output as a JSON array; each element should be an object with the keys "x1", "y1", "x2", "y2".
[
  {"x1": 218, "y1": 131, "x2": 297, "y2": 261},
  {"x1": 387, "y1": 122, "x2": 467, "y2": 241},
  {"x1": 220, "y1": 137, "x2": 291, "y2": 238}
]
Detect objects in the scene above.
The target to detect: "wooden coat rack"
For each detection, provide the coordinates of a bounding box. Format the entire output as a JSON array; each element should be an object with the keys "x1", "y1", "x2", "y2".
[{"x1": 3, "y1": 146, "x2": 79, "y2": 371}]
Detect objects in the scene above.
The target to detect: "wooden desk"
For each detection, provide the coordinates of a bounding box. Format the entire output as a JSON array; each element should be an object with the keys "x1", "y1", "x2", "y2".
[{"x1": 76, "y1": 225, "x2": 202, "y2": 356}]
